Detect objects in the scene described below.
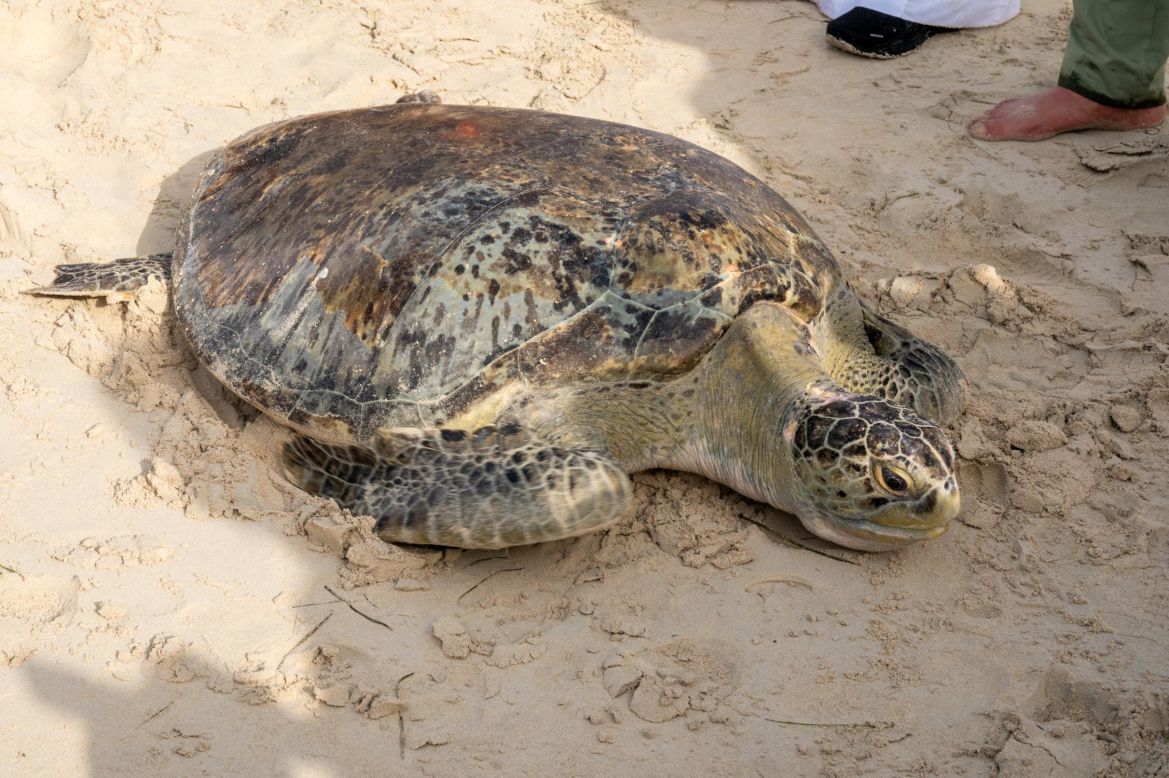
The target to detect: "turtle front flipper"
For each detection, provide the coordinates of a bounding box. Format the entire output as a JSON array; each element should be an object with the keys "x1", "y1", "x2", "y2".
[
  {"x1": 282, "y1": 425, "x2": 633, "y2": 549},
  {"x1": 855, "y1": 304, "x2": 966, "y2": 425},
  {"x1": 815, "y1": 289, "x2": 966, "y2": 425},
  {"x1": 28, "y1": 254, "x2": 173, "y2": 300}
]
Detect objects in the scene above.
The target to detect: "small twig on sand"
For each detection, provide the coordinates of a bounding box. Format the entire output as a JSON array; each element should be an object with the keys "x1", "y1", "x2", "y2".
[
  {"x1": 277, "y1": 611, "x2": 333, "y2": 670},
  {"x1": 457, "y1": 567, "x2": 523, "y2": 602},
  {"x1": 396, "y1": 671, "x2": 416, "y2": 760},
  {"x1": 137, "y1": 700, "x2": 175, "y2": 728},
  {"x1": 746, "y1": 575, "x2": 815, "y2": 592},
  {"x1": 762, "y1": 717, "x2": 893, "y2": 728},
  {"x1": 324, "y1": 585, "x2": 394, "y2": 632}
]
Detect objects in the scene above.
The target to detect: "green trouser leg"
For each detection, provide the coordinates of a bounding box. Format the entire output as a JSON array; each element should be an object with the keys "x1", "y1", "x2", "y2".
[{"x1": 1058, "y1": 0, "x2": 1169, "y2": 108}]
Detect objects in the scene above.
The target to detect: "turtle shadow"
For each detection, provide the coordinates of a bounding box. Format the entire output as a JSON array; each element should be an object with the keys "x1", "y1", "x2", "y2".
[
  {"x1": 133, "y1": 149, "x2": 217, "y2": 257},
  {"x1": 135, "y1": 148, "x2": 261, "y2": 431}
]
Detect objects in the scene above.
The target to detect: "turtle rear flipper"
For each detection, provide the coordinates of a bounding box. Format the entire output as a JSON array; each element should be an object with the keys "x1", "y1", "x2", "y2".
[
  {"x1": 283, "y1": 426, "x2": 633, "y2": 549},
  {"x1": 28, "y1": 254, "x2": 173, "y2": 300}
]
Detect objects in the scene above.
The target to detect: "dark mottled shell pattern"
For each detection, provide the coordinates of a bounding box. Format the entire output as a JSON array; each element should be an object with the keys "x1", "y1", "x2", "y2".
[{"x1": 173, "y1": 104, "x2": 842, "y2": 441}]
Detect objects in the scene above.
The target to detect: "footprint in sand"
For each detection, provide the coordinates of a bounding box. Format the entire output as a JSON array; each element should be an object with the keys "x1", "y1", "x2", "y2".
[{"x1": 0, "y1": 6, "x2": 92, "y2": 86}]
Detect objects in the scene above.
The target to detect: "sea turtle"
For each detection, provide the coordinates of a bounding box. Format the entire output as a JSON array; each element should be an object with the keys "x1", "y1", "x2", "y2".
[{"x1": 34, "y1": 96, "x2": 964, "y2": 551}]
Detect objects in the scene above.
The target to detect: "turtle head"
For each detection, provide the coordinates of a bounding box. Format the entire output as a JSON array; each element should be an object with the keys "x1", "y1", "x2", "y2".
[{"x1": 783, "y1": 392, "x2": 959, "y2": 551}]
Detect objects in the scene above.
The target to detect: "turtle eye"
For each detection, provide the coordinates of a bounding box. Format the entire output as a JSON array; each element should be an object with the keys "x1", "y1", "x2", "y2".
[{"x1": 875, "y1": 464, "x2": 914, "y2": 495}]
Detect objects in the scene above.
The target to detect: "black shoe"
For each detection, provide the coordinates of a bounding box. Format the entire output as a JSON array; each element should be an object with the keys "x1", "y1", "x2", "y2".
[{"x1": 826, "y1": 7, "x2": 956, "y2": 59}]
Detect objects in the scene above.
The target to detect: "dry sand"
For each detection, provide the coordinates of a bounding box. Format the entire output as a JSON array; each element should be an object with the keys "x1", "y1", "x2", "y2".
[{"x1": 2, "y1": 0, "x2": 1168, "y2": 775}]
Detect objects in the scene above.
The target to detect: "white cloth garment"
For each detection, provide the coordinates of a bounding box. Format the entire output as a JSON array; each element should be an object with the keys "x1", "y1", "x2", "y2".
[{"x1": 816, "y1": 0, "x2": 1020, "y2": 28}]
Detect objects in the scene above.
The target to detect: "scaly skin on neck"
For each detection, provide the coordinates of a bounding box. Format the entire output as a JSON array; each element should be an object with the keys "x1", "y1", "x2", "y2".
[
  {"x1": 680, "y1": 303, "x2": 828, "y2": 514},
  {"x1": 813, "y1": 284, "x2": 890, "y2": 397},
  {"x1": 524, "y1": 303, "x2": 827, "y2": 516}
]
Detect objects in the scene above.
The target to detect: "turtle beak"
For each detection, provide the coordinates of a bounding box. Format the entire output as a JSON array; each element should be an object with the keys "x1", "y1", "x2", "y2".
[
  {"x1": 867, "y1": 480, "x2": 960, "y2": 531},
  {"x1": 795, "y1": 481, "x2": 961, "y2": 552},
  {"x1": 796, "y1": 509, "x2": 950, "y2": 552},
  {"x1": 919, "y1": 481, "x2": 960, "y2": 528},
  {"x1": 933, "y1": 487, "x2": 960, "y2": 524}
]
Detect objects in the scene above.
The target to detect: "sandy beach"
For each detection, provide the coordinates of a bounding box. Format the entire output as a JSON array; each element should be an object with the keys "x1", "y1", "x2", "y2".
[{"x1": 1, "y1": 0, "x2": 1167, "y2": 774}]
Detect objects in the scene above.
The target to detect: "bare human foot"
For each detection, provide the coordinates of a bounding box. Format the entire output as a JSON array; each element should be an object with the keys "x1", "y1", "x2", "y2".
[{"x1": 968, "y1": 86, "x2": 1166, "y2": 142}]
